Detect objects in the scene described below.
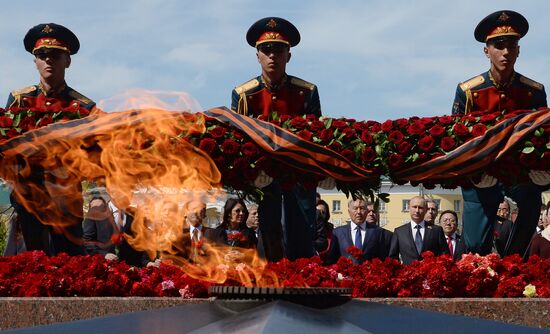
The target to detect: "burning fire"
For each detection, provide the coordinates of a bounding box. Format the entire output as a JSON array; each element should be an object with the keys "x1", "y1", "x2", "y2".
[{"x1": 0, "y1": 90, "x2": 283, "y2": 287}]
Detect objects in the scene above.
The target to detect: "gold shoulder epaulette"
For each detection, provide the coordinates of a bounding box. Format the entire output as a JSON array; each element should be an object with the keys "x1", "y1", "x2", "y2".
[
  {"x1": 11, "y1": 85, "x2": 36, "y2": 96},
  {"x1": 519, "y1": 75, "x2": 544, "y2": 91},
  {"x1": 68, "y1": 89, "x2": 93, "y2": 104},
  {"x1": 234, "y1": 79, "x2": 260, "y2": 94},
  {"x1": 459, "y1": 75, "x2": 484, "y2": 91},
  {"x1": 290, "y1": 77, "x2": 315, "y2": 90}
]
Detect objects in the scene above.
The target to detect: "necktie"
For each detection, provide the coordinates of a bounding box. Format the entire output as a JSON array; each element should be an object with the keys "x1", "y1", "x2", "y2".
[
  {"x1": 447, "y1": 235, "x2": 454, "y2": 257},
  {"x1": 192, "y1": 228, "x2": 199, "y2": 243},
  {"x1": 414, "y1": 225, "x2": 423, "y2": 253},
  {"x1": 354, "y1": 226, "x2": 363, "y2": 249}
]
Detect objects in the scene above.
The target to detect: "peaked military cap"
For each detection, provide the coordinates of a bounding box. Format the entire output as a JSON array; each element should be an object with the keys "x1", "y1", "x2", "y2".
[
  {"x1": 24, "y1": 23, "x2": 80, "y2": 55},
  {"x1": 246, "y1": 17, "x2": 300, "y2": 47},
  {"x1": 474, "y1": 10, "x2": 529, "y2": 43}
]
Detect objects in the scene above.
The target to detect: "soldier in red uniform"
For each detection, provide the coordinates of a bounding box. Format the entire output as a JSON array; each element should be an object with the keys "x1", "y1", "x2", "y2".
[
  {"x1": 452, "y1": 11, "x2": 549, "y2": 257},
  {"x1": 231, "y1": 17, "x2": 321, "y2": 261},
  {"x1": 6, "y1": 23, "x2": 96, "y2": 255}
]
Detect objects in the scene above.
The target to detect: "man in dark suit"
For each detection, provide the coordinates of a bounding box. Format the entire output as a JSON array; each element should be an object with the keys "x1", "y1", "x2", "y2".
[
  {"x1": 325, "y1": 199, "x2": 387, "y2": 264},
  {"x1": 389, "y1": 196, "x2": 449, "y2": 265},
  {"x1": 439, "y1": 210, "x2": 467, "y2": 261},
  {"x1": 161, "y1": 200, "x2": 212, "y2": 265},
  {"x1": 82, "y1": 195, "x2": 117, "y2": 256}
]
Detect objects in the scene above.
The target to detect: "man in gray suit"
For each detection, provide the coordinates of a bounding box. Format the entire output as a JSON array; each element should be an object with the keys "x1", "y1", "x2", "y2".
[{"x1": 389, "y1": 196, "x2": 448, "y2": 265}]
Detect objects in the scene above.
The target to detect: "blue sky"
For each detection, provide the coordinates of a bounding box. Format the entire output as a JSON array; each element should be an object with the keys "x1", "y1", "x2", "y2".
[{"x1": 1, "y1": 0, "x2": 548, "y2": 121}]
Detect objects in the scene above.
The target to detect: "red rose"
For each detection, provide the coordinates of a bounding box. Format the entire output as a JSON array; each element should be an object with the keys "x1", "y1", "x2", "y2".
[
  {"x1": 210, "y1": 126, "x2": 227, "y2": 138},
  {"x1": 243, "y1": 166, "x2": 259, "y2": 181},
  {"x1": 111, "y1": 233, "x2": 124, "y2": 245},
  {"x1": 362, "y1": 147, "x2": 376, "y2": 162},
  {"x1": 531, "y1": 137, "x2": 545, "y2": 148},
  {"x1": 328, "y1": 141, "x2": 343, "y2": 152},
  {"x1": 198, "y1": 138, "x2": 217, "y2": 155},
  {"x1": 471, "y1": 124, "x2": 487, "y2": 137},
  {"x1": 418, "y1": 135, "x2": 435, "y2": 152},
  {"x1": 18, "y1": 116, "x2": 36, "y2": 131},
  {"x1": 440, "y1": 136, "x2": 456, "y2": 151},
  {"x1": 279, "y1": 114, "x2": 292, "y2": 123},
  {"x1": 361, "y1": 131, "x2": 373, "y2": 145},
  {"x1": 341, "y1": 149, "x2": 355, "y2": 161},
  {"x1": 406, "y1": 121, "x2": 425, "y2": 136},
  {"x1": 369, "y1": 122, "x2": 381, "y2": 133},
  {"x1": 241, "y1": 142, "x2": 259, "y2": 157},
  {"x1": 388, "y1": 130, "x2": 404, "y2": 144},
  {"x1": 429, "y1": 125, "x2": 445, "y2": 137},
  {"x1": 38, "y1": 116, "x2": 54, "y2": 127},
  {"x1": 305, "y1": 114, "x2": 318, "y2": 121},
  {"x1": 519, "y1": 152, "x2": 537, "y2": 167},
  {"x1": 393, "y1": 118, "x2": 408, "y2": 129},
  {"x1": 389, "y1": 154, "x2": 404, "y2": 168},
  {"x1": 419, "y1": 117, "x2": 434, "y2": 126},
  {"x1": 480, "y1": 113, "x2": 498, "y2": 123},
  {"x1": 290, "y1": 117, "x2": 308, "y2": 129},
  {"x1": 342, "y1": 128, "x2": 355, "y2": 141},
  {"x1": 439, "y1": 115, "x2": 453, "y2": 125},
  {"x1": 6, "y1": 128, "x2": 19, "y2": 138},
  {"x1": 221, "y1": 139, "x2": 240, "y2": 155},
  {"x1": 332, "y1": 119, "x2": 348, "y2": 130},
  {"x1": 397, "y1": 141, "x2": 412, "y2": 154},
  {"x1": 79, "y1": 108, "x2": 90, "y2": 117},
  {"x1": 309, "y1": 120, "x2": 325, "y2": 132},
  {"x1": 381, "y1": 120, "x2": 393, "y2": 132},
  {"x1": 270, "y1": 119, "x2": 281, "y2": 127},
  {"x1": 0, "y1": 116, "x2": 13, "y2": 127},
  {"x1": 232, "y1": 157, "x2": 250, "y2": 170},
  {"x1": 319, "y1": 128, "x2": 334, "y2": 142},
  {"x1": 298, "y1": 129, "x2": 313, "y2": 141},
  {"x1": 352, "y1": 121, "x2": 368, "y2": 132},
  {"x1": 232, "y1": 129, "x2": 245, "y2": 140},
  {"x1": 452, "y1": 123, "x2": 470, "y2": 137}
]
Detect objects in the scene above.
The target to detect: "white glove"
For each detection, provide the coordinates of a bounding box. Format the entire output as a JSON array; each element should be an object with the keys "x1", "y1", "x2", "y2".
[
  {"x1": 104, "y1": 253, "x2": 119, "y2": 261},
  {"x1": 471, "y1": 173, "x2": 497, "y2": 188},
  {"x1": 146, "y1": 259, "x2": 161, "y2": 268},
  {"x1": 253, "y1": 170, "x2": 273, "y2": 188},
  {"x1": 318, "y1": 177, "x2": 336, "y2": 190},
  {"x1": 528, "y1": 170, "x2": 550, "y2": 186}
]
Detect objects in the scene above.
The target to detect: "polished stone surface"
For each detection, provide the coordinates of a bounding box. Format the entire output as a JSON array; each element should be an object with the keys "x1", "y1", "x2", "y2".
[
  {"x1": 0, "y1": 297, "x2": 548, "y2": 331},
  {"x1": 2, "y1": 299, "x2": 549, "y2": 334}
]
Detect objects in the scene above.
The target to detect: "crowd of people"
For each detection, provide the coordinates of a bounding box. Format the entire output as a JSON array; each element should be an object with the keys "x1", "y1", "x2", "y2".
[{"x1": 2, "y1": 10, "x2": 549, "y2": 266}]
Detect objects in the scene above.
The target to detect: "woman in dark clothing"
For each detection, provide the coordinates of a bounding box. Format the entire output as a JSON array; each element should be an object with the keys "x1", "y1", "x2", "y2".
[{"x1": 205, "y1": 198, "x2": 257, "y2": 249}]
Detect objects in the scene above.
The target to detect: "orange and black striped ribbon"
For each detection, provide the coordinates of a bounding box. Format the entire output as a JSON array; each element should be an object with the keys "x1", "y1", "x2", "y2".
[
  {"x1": 203, "y1": 107, "x2": 375, "y2": 181},
  {"x1": 394, "y1": 109, "x2": 549, "y2": 181}
]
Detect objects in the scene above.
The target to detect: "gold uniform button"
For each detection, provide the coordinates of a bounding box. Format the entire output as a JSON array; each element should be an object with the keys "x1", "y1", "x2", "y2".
[
  {"x1": 272, "y1": 95, "x2": 277, "y2": 100},
  {"x1": 473, "y1": 92, "x2": 478, "y2": 98},
  {"x1": 45, "y1": 101, "x2": 52, "y2": 106},
  {"x1": 500, "y1": 94, "x2": 506, "y2": 99},
  {"x1": 299, "y1": 91, "x2": 304, "y2": 96},
  {"x1": 528, "y1": 91, "x2": 533, "y2": 97}
]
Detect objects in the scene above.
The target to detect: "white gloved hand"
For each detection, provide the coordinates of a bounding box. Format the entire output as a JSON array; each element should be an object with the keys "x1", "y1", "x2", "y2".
[
  {"x1": 104, "y1": 253, "x2": 119, "y2": 261},
  {"x1": 471, "y1": 173, "x2": 498, "y2": 188},
  {"x1": 318, "y1": 177, "x2": 336, "y2": 190},
  {"x1": 146, "y1": 259, "x2": 161, "y2": 268},
  {"x1": 253, "y1": 170, "x2": 273, "y2": 188},
  {"x1": 528, "y1": 170, "x2": 550, "y2": 186}
]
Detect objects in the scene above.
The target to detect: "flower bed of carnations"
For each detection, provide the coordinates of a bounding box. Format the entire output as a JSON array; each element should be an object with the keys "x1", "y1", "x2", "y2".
[{"x1": 1, "y1": 251, "x2": 549, "y2": 298}]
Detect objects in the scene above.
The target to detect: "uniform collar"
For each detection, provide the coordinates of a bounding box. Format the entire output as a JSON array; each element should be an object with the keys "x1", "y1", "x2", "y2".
[
  {"x1": 260, "y1": 74, "x2": 288, "y2": 91},
  {"x1": 487, "y1": 70, "x2": 516, "y2": 89},
  {"x1": 38, "y1": 81, "x2": 68, "y2": 97}
]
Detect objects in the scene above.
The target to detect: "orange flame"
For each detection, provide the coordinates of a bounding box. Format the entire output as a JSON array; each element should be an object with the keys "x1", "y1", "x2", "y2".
[{"x1": 0, "y1": 91, "x2": 285, "y2": 287}]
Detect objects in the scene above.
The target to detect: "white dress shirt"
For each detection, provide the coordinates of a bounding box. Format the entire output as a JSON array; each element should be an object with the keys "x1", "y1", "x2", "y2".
[
  {"x1": 350, "y1": 222, "x2": 367, "y2": 246},
  {"x1": 410, "y1": 221, "x2": 426, "y2": 240}
]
